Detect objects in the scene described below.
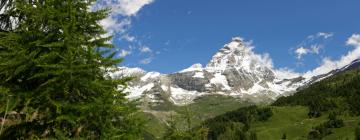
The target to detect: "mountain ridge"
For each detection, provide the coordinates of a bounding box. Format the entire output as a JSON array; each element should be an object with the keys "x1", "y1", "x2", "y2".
[{"x1": 111, "y1": 37, "x2": 360, "y2": 106}]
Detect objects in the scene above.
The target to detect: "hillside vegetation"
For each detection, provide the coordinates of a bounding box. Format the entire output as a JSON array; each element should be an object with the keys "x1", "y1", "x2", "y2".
[
  {"x1": 274, "y1": 69, "x2": 360, "y2": 117},
  {"x1": 143, "y1": 69, "x2": 360, "y2": 140}
]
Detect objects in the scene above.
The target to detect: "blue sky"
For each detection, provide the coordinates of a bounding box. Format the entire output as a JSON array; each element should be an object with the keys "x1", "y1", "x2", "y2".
[{"x1": 95, "y1": 0, "x2": 360, "y2": 74}]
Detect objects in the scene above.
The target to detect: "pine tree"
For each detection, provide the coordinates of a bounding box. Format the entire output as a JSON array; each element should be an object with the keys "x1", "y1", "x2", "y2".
[{"x1": 0, "y1": 0, "x2": 141, "y2": 139}]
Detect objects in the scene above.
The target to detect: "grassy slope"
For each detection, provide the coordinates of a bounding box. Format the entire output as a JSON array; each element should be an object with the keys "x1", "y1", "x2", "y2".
[
  {"x1": 141, "y1": 70, "x2": 360, "y2": 139},
  {"x1": 140, "y1": 95, "x2": 250, "y2": 139},
  {"x1": 137, "y1": 112, "x2": 166, "y2": 139},
  {"x1": 142, "y1": 105, "x2": 360, "y2": 140},
  {"x1": 253, "y1": 106, "x2": 360, "y2": 140},
  {"x1": 175, "y1": 95, "x2": 252, "y2": 126},
  {"x1": 141, "y1": 97, "x2": 360, "y2": 140}
]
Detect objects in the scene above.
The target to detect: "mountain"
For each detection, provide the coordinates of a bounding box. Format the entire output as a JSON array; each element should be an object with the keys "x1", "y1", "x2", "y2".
[
  {"x1": 273, "y1": 67, "x2": 360, "y2": 116},
  {"x1": 144, "y1": 68, "x2": 360, "y2": 140},
  {"x1": 123, "y1": 38, "x2": 360, "y2": 139},
  {"x1": 298, "y1": 58, "x2": 360, "y2": 90},
  {"x1": 111, "y1": 38, "x2": 359, "y2": 107}
]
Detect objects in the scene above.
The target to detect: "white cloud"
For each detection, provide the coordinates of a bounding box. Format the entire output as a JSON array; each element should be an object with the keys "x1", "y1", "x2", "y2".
[
  {"x1": 303, "y1": 34, "x2": 360, "y2": 78},
  {"x1": 93, "y1": 0, "x2": 156, "y2": 62},
  {"x1": 237, "y1": 38, "x2": 274, "y2": 69},
  {"x1": 93, "y1": 0, "x2": 155, "y2": 38},
  {"x1": 121, "y1": 34, "x2": 136, "y2": 42},
  {"x1": 113, "y1": 0, "x2": 154, "y2": 16},
  {"x1": 119, "y1": 49, "x2": 132, "y2": 57},
  {"x1": 294, "y1": 32, "x2": 333, "y2": 59},
  {"x1": 139, "y1": 57, "x2": 153, "y2": 64},
  {"x1": 310, "y1": 44, "x2": 323, "y2": 54},
  {"x1": 274, "y1": 68, "x2": 301, "y2": 79},
  {"x1": 99, "y1": 17, "x2": 131, "y2": 36},
  {"x1": 317, "y1": 32, "x2": 334, "y2": 39},
  {"x1": 234, "y1": 37, "x2": 301, "y2": 79},
  {"x1": 295, "y1": 47, "x2": 309, "y2": 59},
  {"x1": 236, "y1": 38, "x2": 301, "y2": 79},
  {"x1": 139, "y1": 46, "x2": 152, "y2": 53},
  {"x1": 93, "y1": 0, "x2": 154, "y2": 16},
  {"x1": 307, "y1": 32, "x2": 334, "y2": 40},
  {"x1": 346, "y1": 34, "x2": 360, "y2": 47},
  {"x1": 259, "y1": 34, "x2": 360, "y2": 80}
]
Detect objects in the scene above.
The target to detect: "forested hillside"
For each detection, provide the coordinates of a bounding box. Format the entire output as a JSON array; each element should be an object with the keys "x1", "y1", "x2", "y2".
[
  {"x1": 274, "y1": 69, "x2": 360, "y2": 117},
  {"x1": 144, "y1": 69, "x2": 360, "y2": 140}
]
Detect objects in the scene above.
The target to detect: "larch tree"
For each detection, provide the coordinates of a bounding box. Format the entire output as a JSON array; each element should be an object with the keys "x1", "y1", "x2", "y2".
[{"x1": 0, "y1": 0, "x2": 142, "y2": 139}]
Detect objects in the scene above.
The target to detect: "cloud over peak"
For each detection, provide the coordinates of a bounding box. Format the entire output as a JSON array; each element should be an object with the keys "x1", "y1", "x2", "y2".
[
  {"x1": 303, "y1": 34, "x2": 360, "y2": 78},
  {"x1": 346, "y1": 34, "x2": 360, "y2": 47},
  {"x1": 244, "y1": 33, "x2": 360, "y2": 80}
]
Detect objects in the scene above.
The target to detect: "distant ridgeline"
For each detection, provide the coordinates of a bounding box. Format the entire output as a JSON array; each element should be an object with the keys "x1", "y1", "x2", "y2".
[
  {"x1": 273, "y1": 69, "x2": 360, "y2": 117},
  {"x1": 142, "y1": 59, "x2": 360, "y2": 139}
]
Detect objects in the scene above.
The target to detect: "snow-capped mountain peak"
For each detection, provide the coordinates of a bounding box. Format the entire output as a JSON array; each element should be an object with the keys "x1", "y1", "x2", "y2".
[
  {"x1": 180, "y1": 63, "x2": 203, "y2": 73},
  {"x1": 112, "y1": 37, "x2": 358, "y2": 106},
  {"x1": 206, "y1": 37, "x2": 272, "y2": 75}
]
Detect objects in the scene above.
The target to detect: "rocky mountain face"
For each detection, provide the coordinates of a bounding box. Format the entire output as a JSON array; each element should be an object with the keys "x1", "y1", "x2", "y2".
[{"x1": 110, "y1": 38, "x2": 359, "y2": 107}]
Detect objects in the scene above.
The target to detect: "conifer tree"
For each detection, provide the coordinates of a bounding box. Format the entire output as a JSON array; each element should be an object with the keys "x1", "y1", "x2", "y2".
[{"x1": 0, "y1": 0, "x2": 141, "y2": 139}]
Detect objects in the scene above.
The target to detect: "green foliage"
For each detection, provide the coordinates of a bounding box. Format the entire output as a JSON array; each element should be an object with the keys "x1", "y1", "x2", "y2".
[
  {"x1": 203, "y1": 106, "x2": 272, "y2": 140},
  {"x1": 256, "y1": 107, "x2": 273, "y2": 121},
  {"x1": 326, "y1": 112, "x2": 344, "y2": 128},
  {"x1": 273, "y1": 69, "x2": 360, "y2": 117},
  {"x1": 0, "y1": 0, "x2": 142, "y2": 139},
  {"x1": 216, "y1": 123, "x2": 249, "y2": 140},
  {"x1": 308, "y1": 123, "x2": 332, "y2": 140},
  {"x1": 356, "y1": 123, "x2": 360, "y2": 140},
  {"x1": 249, "y1": 131, "x2": 257, "y2": 140},
  {"x1": 281, "y1": 133, "x2": 286, "y2": 139},
  {"x1": 163, "y1": 110, "x2": 208, "y2": 140},
  {"x1": 307, "y1": 112, "x2": 345, "y2": 140},
  {"x1": 138, "y1": 95, "x2": 250, "y2": 139}
]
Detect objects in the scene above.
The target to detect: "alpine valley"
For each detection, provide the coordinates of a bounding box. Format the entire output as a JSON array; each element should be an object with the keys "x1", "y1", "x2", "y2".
[{"x1": 111, "y1": 37, "x2": 360, "y2": 140}]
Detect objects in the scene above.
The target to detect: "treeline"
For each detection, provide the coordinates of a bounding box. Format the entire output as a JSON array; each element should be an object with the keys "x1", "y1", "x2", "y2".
[
  {"x1": 202, "y1": 106, "x2": 273, "y2": 140},
  {"x1": 161, "y1": 106, "x2": 272, "y2": 140},
  {"x1": 308, "y1": 112, "x2": 344, "y2": 139},
  {"x1": 273, "y1": 69, "x2": 360, "y2": 117}
]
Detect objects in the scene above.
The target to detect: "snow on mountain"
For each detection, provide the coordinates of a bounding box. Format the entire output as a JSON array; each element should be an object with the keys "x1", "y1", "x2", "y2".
[
  {"x1": 109, "y1": 67, "x2": 145, "y2": 78},
  {"x1": 206, "y1": 37, "x2": 273, "y2": 74},
  {"x1": 140, "y1": 72, "x2": 161, "y2": 81},
  {"x1": 180, "y1": 63, "x2": 204, "y2": 73},
  {"x1": 112, "y1": 37, "x2": 359, "y2": 106},
  {"x1": 299, "y1": 58, "x2": 360, "y2": 88}
]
